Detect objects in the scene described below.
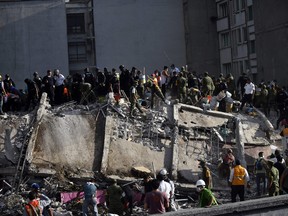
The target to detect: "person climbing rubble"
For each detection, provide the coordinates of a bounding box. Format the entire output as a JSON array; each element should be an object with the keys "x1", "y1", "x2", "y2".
[
  {"x1": 30, "y1": 183, "x2": 53, "y2": 216},
  {"x1": 23, "y1": 191, "x2": 42, "y2": 216},
  {"x1": 198, "y1": 160, "x2": 213, "y2": 190},
  {"x1": 219, "y1": 149, "x2": 235, "y2": 181},
  {"x1": 195, "y1": 179, "x2": 218, "y2": 208},
  {"x1": 82, "y1": 181, "x2": 98, "y2": 216}
]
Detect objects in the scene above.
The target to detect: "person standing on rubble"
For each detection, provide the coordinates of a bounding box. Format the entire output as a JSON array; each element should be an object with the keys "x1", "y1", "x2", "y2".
[
  {"x1": 254, "y1": 152, "x2": 267, "y2": 196},
  {"x1": 42, "y1": 70, "x2": 55, "y2": 106},
  {"x1": 196, "y1": 179, "x2": 218, "y2": 208},
  {"x1": 53, "y1": 69, "x2": 65, "y2": 105},
  {"x1": 177, "y1": 72, "x2": 187, "y2": 103},
  {"x1": 240, "y1": 78, "x2": 255, "y2": 111},
  {"x1": 229, "y1": 159, "x2": 250, "y2": 202},
  {"x1": 157, "y1": 168, "x2": 177, "y2": 211},
  {"x1": 82, "y1": 181, "x2": 98, "y2": 216},
  {"x1": 129, "y1": 79, "x2": 144, "y2": 118},
  {"x1": 199, "y1": 160, "x2": 213, "y2": 190},
  {"x1": 105, "y1": 178, "x2": 124, "y2": 215},
  {"x1": 201, "y1": 71, "x2": 215, "y2": 97},
  {"x1": 267, "y1": 160, "x2": 280, "y2": 196}
]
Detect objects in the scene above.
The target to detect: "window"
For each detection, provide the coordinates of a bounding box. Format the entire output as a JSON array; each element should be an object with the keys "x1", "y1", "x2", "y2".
[
  {"x1": 241, "y1": 0, "x2": 245, "y2": 10},
  {"x1": 220, "y1": 32, "x2": 230, "y2": 48},
  {"x1": 234, "y1": 0, "x2": 240, "y2": 12},
  {"x1": 233, "y1": 62, "x2": 239, "y2": 74},
  {"x1": 218, "y1": 2, "x2": 228, "y2": 18},
  {"x1": 248, "y1": 6, "x2": 253, "y2": 21},
  {"x1": 245, "y1": 60, "x2": 250, "y2": 70},
  {"x1": 67, "y1": 13, "x2": 85, "y2": 34},
  {"x1": 242, "y1": 27, "x2": 247, "y2": 42},
  {"x1": 68, "y1": 42, "x2": 87, "y2": 62},
  {"x1": 223, "y1": 63, "x2": 232, "y2": 75},
  {"x1": 237, "y1": 28, "x2": 242, "y2": 43},
  {"x1": 250, "y1": 40, "x2": 256, "y2": 54}
]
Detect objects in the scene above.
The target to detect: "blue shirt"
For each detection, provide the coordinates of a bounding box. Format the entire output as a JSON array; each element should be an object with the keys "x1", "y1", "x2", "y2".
[{"x1": 83, "y1": 182, "x2": 97, "y2": 199}]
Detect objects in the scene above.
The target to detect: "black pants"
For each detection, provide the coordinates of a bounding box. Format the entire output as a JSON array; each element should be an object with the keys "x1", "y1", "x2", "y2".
[
  {"x1": 240, "y1": 93, "x2": 253, "y2": 110},
  {"x1": 231, "y1": 185, "x2": 245, "y2": 202}
]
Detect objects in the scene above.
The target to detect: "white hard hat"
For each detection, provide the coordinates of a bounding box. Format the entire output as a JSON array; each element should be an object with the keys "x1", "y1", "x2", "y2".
[
  {"x1": 196, "y1": 179, "x2": 206, "y2": 187},
  {"x1": 159, "y1": 168, "x2": 168, "y2": 175}
]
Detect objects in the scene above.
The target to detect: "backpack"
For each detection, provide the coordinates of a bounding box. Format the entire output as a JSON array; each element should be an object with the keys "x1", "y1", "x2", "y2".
[{"x1": 256, "y1": 158, "x2": 263, "y2": 170}]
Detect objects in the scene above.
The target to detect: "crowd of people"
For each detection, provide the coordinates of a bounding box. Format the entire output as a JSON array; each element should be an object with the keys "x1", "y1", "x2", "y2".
[{"x1": 1, "y1": 65, "x2": 288, "y2": 125}]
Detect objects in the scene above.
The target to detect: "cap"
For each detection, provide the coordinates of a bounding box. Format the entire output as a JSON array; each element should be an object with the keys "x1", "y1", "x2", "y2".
[{"x1": 196, "y1": 179, "x2": 205, "y2": 187}]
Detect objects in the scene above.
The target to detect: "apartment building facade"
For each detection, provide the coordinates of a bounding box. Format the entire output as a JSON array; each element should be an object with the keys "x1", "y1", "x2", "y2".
[{"x1": 216, "y1": 0, "x2": 257, "y2": 82}]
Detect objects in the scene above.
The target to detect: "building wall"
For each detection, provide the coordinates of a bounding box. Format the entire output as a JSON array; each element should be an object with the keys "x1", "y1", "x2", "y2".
[
  {"x1": 253, "y1": 0, "x2": 288, "y2": 86},
  {"x1": 183, "y1": 0, "x2": 220, "y2": 76},
  {"x1": 0, "y1": 0, "x2": 69, "y2": 89},
  {"x1": 93, "y1": 0, "x2": 186, "y2": 73}
]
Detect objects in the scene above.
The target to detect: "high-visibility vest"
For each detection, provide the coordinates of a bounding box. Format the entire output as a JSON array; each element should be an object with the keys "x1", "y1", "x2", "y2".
[
  {"x1": 232, "y1": 165, "x2": 246, "y2": 185},
  {"x1": 282, "y1": 128, "x2": 288, "y2": 136}
]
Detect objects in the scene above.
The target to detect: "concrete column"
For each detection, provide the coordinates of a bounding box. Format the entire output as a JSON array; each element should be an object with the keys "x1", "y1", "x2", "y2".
[{"x1": 235, "y1": 117, "x2": 246, "y2": 167}]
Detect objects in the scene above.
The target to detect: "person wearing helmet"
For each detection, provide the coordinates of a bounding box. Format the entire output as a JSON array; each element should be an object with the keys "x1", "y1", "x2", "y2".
[
  {"x1": 30, "y1": 183, "x2": 53, "y2": 216},
  {"x1": 157, "y1": 168, "x2": 177, "y2": 211},
  {"x1": 196, "y1": 179, "x2": 218, "y2": 207}
]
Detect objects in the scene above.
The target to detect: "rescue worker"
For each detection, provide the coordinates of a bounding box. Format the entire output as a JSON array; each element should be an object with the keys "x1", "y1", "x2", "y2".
[
  {"x1": 105, "y1": 179, "x2": 124, "y2": 215},
  {"x1": 0, "y1": 75, "x2": 7, "y2": 115},
  {"x1": 198, "y1": 160, "x2": 213, "y2": 189},
  {"x1": 201, "y1": 71, "x2": 215, "y2": 97},
  {"x1": 158, "y1": 168, "x2": 177, "y2": 211},
  {"x1": 24, "y1": 78, "x2": 39, "y2": 111},
  {"x1": 156, "y1": 170, "x2": 172, "y2": 211},
  {"x1": 23, "y1": 191, "x2": 42, "y2": 216},
  {"x1": 42, "y1": 70, "x2": 55, "y2": 106},
  {"x1": 240, "y1": 78, "x2": 255, "y2": 111},
  {"x1": 220, "y1": 149, "x2": 235, "y2": 180},
  {"x1": 53, "y1": 69, "x2": 65, "y2": 105},
  {"x1": 280, "y1": 125, "x2": 288, "y2": 152},
  {"x1": 82, "y1": 181, "x2": 98, "y2": 216},
  {"x1": 196, "y1": 179, "x2": 218, "y2": 208},
  {"x1": 177, "y1": 72, "x2": 187, "y2": 103},
  {"x1": 160, "y1": 66, "x2": 169, "y2": 97},
  {"x1": 254, "y1": 152, "x2": 267, "y2": 196},
  {"x1": 267, "y1": 160, "x2": 280, "y2": 196},
  {"x1": 30, "y1": 183, "x2": 53, "y2": 216},
  {"x1": 144, "y1": 179, "x2": 169, "y2": 214},
  {"x1": 129, "y1": 80, "x2": 143, "y2": 117},
  {"x1": 229, "y1": 159, "x2": 250, "y2": 202}
]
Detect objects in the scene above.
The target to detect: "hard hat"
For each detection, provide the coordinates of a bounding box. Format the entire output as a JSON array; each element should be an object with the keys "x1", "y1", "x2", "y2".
[
  {"x1": 159, "y1": 168, "x2": 168, "y2": 175},
  {"x1": 31, "y1": 183, "x2": 40, "y2": 189},
  {"x1": 196, "y1": 179, "x2": 206, "y2": 187}
]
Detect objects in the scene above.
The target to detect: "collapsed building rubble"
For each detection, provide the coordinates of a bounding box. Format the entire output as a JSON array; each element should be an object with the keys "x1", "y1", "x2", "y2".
[{"x1": 0, "y1": 92, "x2": 284, "y2": 215}]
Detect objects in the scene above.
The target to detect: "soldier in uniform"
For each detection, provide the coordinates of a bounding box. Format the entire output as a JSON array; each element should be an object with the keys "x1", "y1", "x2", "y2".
[
  {"x1": 177, "y1": 72, "x2": 187, "y2": 103},
  {"x1": 106, "y1": 179, "x2": 124, "y2": 215},
  {"x1": 199, "y1": 160, "x2": 213, "y2": 189},
  {"x1": 267, "y1": 160, "x2": 280, "y2": 196},
  {"x1": 129, "y1": 80, "x2": 143, "y2": 117}
]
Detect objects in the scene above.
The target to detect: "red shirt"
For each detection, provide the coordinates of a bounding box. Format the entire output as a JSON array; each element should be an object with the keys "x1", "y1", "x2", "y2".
[{"x1": 144, "y1": 190, "x2": 168, "y2": 214}]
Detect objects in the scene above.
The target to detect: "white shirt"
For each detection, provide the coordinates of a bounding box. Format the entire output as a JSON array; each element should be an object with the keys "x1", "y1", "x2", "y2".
[
  {"x1": 244, "y1": 82, "x2": 255, "y2": 95},
  {"x1": 54, "y1": 74, "x2": 65, "y2": 86},
  {"x1": 158, "y1": 180, "x2": 172, "y2": 199}
]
